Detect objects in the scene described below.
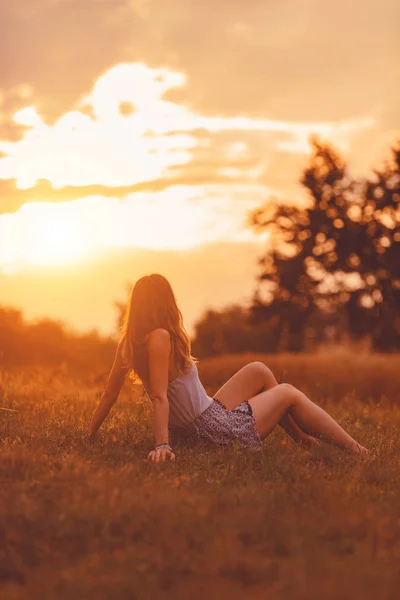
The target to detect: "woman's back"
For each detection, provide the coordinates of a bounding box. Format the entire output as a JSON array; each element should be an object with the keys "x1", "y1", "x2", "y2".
[{"x1": 142, "y1": 361, "x2": 213, "y2": 428}]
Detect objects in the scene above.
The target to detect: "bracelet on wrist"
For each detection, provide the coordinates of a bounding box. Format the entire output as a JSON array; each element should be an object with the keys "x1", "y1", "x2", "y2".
[{"x1": 155, "y1": 443, "x2": 172, "y2": 452}]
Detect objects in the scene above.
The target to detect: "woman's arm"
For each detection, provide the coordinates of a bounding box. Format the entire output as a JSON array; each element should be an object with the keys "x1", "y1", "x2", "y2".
[
  {"x1": 146, "y1": 328, "x2": 175, "y2": 463},
  {"x1": 87, "y1": 341, "x2": 129, "y2": 439}
]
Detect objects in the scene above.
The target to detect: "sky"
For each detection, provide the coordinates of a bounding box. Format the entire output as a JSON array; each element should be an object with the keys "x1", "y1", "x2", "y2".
[{"x1": 0, "y1": 0, "x2": 399, "y2": 335}]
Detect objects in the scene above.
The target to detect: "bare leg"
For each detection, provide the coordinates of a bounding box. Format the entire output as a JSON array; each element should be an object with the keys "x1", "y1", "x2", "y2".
[
  {"x1": 278, "y1": 412, "x2": 321, "y2": 449},
  {"x1": 248, "y1": 383, "x2": 368, "y2": 455},
  {"x1": 255, "y1": 363, "x2": 321, "y2": 448},
  {"x1": 213, "y1": 361, "x2": 318, "y2": 448}
]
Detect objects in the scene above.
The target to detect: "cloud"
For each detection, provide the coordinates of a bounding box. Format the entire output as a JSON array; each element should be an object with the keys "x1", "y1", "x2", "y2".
[
  {"x1": 0, "y1": 62, "x2": 374, "y2": 216},
  {"x1": 156, "y1": 0, "x2": 400, "y2": 121},
  {"x1": 1, "y1": 0, "x2": 398, "y2": 126},
  {"x1": 0, "y1": 0, "x2": 139, "y2": 124},
  {"x1": 0, "y1": 1, "x2": 398, "y2": 236},
  {"x1": 0, "y1": 179, "x2": 145, "y2": 214}
]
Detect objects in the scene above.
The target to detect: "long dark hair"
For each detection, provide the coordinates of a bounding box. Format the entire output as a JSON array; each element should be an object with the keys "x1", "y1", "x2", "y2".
[{"x1": 120, "y1": 274, "x2": 196, "y2": 382}]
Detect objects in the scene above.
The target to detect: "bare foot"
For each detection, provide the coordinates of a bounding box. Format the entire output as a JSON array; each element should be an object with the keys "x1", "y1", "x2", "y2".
[{"x1": 353, "y1": 443, "x2": 375, "y2": 459}]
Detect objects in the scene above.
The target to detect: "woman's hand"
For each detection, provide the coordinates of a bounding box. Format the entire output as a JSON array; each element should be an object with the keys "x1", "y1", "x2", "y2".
[{"x1": 148, "y1": 444, "x2": 176, "y2": 463}]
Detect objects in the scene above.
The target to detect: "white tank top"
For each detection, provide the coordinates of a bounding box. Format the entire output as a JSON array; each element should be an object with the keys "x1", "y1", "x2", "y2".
[{"x1": 142, "y1": 360, "x2": 213, "y2": 428}]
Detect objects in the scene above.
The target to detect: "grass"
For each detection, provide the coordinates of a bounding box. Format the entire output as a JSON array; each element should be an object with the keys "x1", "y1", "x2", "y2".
[{"x1": 1, "y1": 352, "x2": 400, "y2": 599}]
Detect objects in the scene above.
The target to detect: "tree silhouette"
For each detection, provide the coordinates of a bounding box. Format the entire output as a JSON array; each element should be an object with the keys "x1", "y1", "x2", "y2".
[
  {"x1": 349, "y1": 144, "x2": 400, "y2": 349},
  {"x1": 250, "y1": 138, "x2": 400, "y2": 351}
]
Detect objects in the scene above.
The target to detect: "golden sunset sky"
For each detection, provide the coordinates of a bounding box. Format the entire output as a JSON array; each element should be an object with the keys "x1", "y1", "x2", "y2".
[{"x1": 0, "y1": 0, "x2": 399, "y2": 335}]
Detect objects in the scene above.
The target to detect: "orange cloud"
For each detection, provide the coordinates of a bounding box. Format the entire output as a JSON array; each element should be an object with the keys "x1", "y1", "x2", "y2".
[{"x1": 0, "y1": 63, "x2": 374, "y2": 203}]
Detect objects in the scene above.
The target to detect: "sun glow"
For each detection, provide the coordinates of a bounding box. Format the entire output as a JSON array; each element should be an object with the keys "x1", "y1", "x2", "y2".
[
  {"x1": 0, "y1": 184, "x2": 269, "y2": 272},
  {"x1": 0, "y1": 202, "x2": 90, "y2": 268},
  {"x1": 26, "y1": 215, "x2": 88, "y2": 266}
]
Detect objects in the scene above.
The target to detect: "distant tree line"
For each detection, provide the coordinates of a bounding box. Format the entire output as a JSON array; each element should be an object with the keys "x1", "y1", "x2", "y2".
[
  {"x1": 0, "y1": 306, "x2": 115, "y2": 373},
  {"x1": 192, "y1": 138, "x2": 400, "y2": 357},
  {"x1": 190, "y1": 305, "x2": 277, "y2": 358}
]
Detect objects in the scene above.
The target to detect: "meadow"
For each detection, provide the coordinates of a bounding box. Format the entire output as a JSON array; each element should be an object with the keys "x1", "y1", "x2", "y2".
[{"x1": 1, "y1": 352, "x2": 399, "y2": 600}]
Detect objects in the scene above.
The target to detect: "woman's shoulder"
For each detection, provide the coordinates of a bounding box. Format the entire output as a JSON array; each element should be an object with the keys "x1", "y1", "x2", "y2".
[
  {"x1": 147, "y1": 328, "x2": 171, "y2": 342},
  {"x1": 146, "y1": 328, "x2": 172, "y2": 354},
  {"x1": 147, "y1": 327, "x2": 171, "y2": 338}
]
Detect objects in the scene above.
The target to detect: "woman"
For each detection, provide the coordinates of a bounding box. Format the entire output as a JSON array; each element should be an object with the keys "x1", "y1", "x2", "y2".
[{"x1": 88, "y1": 274, "x2": 369, "y2": 461}]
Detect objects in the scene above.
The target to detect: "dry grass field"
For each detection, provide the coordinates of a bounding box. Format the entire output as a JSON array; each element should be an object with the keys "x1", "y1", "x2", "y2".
[{"x1": 1, "y1": 352, "x2": 400, "y2": 600}]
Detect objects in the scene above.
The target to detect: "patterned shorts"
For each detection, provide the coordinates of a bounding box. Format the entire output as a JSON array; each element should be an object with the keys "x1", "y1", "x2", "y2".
[{"x1": 172, "y1": 398, "x2": 262, "y2": 451}]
